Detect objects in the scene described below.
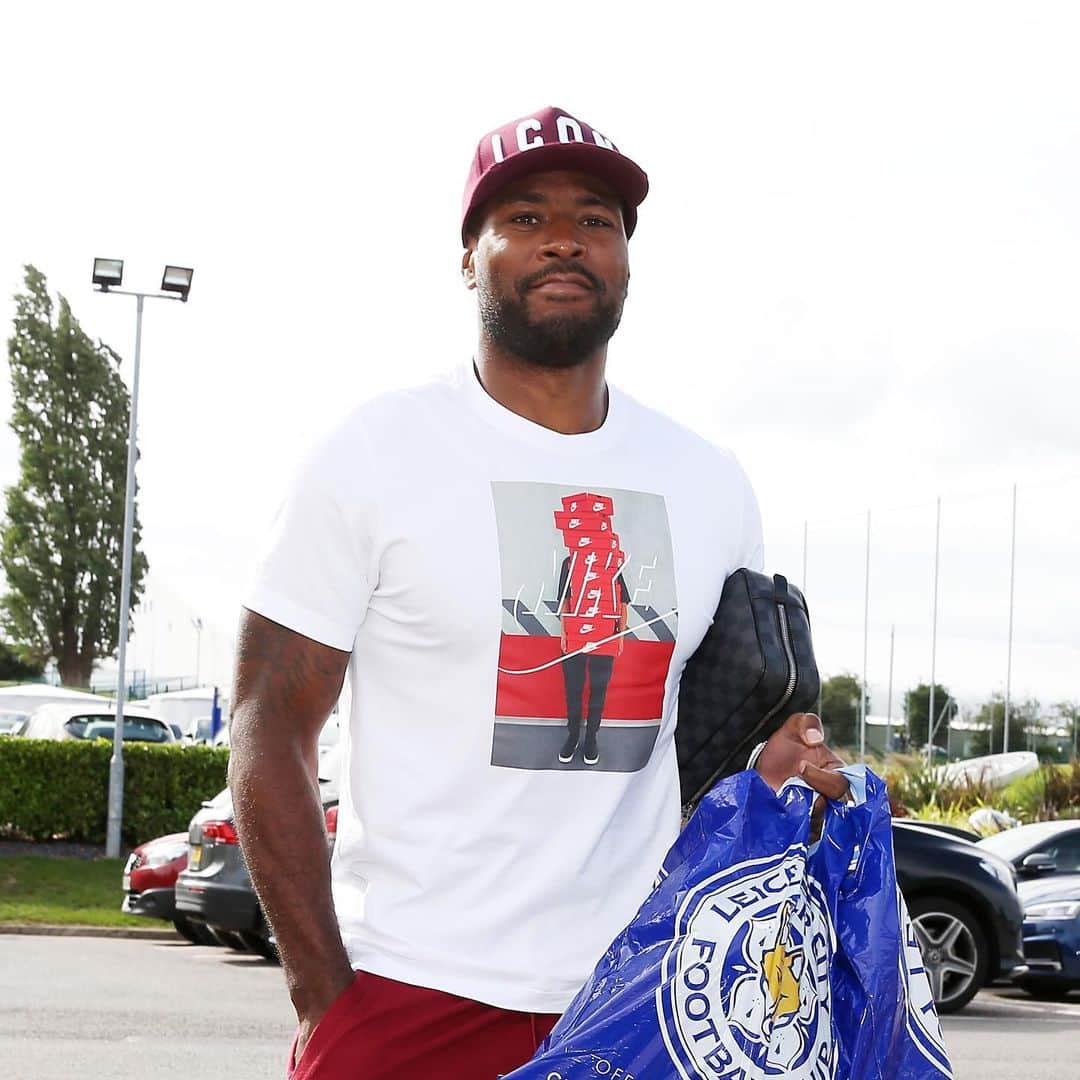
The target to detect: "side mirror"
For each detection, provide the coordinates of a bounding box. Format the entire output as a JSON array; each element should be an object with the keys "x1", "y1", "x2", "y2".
[{"x1": 1020, "y1": 852, "x2": 1058, "y2": 876}]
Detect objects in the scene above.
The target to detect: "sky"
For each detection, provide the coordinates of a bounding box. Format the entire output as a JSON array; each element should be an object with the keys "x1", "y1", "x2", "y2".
[{"x1": 1, "y1": 2, "x2": 1078, "y2": 721}]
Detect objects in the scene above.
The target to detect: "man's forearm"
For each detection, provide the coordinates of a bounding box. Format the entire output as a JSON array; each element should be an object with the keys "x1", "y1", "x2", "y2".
[{"x1": 229, "y1": 712, "x2": 354, "y2": 1016}]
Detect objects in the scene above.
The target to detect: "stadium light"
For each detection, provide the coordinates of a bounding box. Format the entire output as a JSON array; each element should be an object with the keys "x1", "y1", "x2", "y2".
[
  {"x1": 160, "y1": 265, "x2": 194, "y2": 301},
  {"x1": 92, "y1": 258, "x2": 125, "y2": 291}
]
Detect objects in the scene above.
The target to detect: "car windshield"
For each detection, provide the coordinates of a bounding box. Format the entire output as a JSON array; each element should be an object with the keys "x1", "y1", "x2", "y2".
[
  {"x1": 977, "y1": 827, "x2": 1052, "y2": 861},
  {"x1": 65, "y1": 715, "x2": 171, "y2": 743},
  {"x1": 1039, "y1": 832, "x2": 1080, "y2": 873}
]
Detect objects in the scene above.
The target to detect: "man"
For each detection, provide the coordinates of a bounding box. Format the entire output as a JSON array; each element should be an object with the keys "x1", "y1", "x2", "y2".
[{"x1": 229, "y1": 106, "x2": 847, "y2": 1080}]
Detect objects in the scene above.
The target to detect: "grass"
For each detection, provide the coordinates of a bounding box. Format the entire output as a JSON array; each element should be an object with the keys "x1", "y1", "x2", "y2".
[
  {"x1": 879, "y1": 757, "x2": 1080, "y2": 833},
  {"x1": 0, "y1": 855, "x2": 150, "y2": 927}
]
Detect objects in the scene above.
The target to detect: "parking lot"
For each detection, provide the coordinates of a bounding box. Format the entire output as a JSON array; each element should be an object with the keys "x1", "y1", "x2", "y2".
[{"x1": 1, "y1": 935, "x2": 1077, "y2": 1079}]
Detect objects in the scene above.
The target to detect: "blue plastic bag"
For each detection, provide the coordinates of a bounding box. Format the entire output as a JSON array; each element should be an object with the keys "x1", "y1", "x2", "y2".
[{"x1": 506, "y1": 767, "x2": 952, "y2": 1079}]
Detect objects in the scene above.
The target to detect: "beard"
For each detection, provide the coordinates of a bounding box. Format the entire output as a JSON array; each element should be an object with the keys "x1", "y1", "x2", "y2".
[{"x1": 477, "y1": 264, "x2": 625, "y2": 370}]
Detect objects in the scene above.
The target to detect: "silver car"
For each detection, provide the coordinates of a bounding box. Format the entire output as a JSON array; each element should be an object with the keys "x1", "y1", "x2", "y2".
[
  {"x1": 175, "y1": 743, "x2": 340, "y2": 959},
  {"x1": 20, "y1": 701, "x2": 175, "y2": 743}
]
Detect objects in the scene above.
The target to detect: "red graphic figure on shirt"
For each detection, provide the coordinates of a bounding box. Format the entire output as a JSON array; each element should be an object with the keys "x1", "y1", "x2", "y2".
[{"x1": 553, "y1": 493, "x2": 630, "y2": 766}]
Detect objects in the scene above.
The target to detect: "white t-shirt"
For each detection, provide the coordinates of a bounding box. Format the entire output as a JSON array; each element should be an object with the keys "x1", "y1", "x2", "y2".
[{"x1": 245, "y1": 364, "x2": 763, "y2": 1014}]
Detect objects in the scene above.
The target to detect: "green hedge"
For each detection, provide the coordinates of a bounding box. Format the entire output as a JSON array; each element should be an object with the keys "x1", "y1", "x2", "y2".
[{"x1": 0, "y1": 738, "x2": 231, "y2": 845}]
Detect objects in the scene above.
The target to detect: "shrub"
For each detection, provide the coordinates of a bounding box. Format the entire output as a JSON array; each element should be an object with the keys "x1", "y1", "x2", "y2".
[
  {"x1": 884, "y1": 758, "x2": 1080, "y2": 826},
  {"x1": 1001, "y1": 762, "x2": 1080, "y2": 821},
  {"x1": 0, "y1": 738, "x2": 230, "y2": 845},
  {"x1": 883, "y1": 759, "x2": 1007, "y2": 829}
]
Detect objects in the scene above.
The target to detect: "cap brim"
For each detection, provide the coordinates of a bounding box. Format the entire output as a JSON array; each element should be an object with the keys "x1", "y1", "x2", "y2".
[{"x1": 462, "y1": 142, "x2": 649, "y2": 245}]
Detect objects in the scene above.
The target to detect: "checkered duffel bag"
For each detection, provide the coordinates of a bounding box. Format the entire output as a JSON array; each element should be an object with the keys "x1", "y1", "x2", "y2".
[{"x1": 675, "y1": 569, "x2": 820, "y2": 811}]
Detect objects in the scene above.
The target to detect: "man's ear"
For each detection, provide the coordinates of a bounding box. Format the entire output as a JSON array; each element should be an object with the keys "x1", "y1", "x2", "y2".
[{"x1": 461, "y1": 247, "x2": 477, "y2": 291}]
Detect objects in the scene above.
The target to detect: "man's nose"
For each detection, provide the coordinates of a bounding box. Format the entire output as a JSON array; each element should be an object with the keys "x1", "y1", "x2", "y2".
[{"x1": 538, "y1": 222, "x2": 586, "y2": 260}]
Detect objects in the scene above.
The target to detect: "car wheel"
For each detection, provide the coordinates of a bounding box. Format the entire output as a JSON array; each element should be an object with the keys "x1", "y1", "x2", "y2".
[
  {"x1": 188, "y1": 920, "x2": 222, "y2": 947},
  {"x1": 172, "y1": 916, "x2": 201, "y2": 945},
  {"x1": 240, "y1": 930, "x2": 279, "y2": 962},
  {"x1": 208, "y1": 927, "x2": 250, "y2": 952},
  {"x1": 909, "y1": 897, "x2": 988, "y2": 1014}
]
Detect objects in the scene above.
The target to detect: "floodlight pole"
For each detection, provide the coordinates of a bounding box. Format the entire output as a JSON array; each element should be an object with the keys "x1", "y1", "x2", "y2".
[
  {"x1": 885, "y1": 624, "x2": 895, "y2": 757},
  {"x1": 859, "y1": 509, "x2": 870, "y2": 762},
  {"x1": 927, "y1": 497, "x2": 941, "y2": 765},
  {"x1": 102, "y1": 287, "x2": 184, "y2": 859},
  {"x1": 1004, "y1": 483, "x2": 1017, "y2": 754}
]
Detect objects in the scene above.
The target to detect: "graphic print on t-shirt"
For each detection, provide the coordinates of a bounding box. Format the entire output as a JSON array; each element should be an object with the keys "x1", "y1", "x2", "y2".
[{"x1": 491, "y1": 482, "x2": 679, "y2": 773}]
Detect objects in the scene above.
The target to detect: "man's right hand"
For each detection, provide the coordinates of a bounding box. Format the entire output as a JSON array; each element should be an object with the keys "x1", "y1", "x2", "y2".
[{"x1": 293, "y1": 969, "x2": 356, "y2": 1065}]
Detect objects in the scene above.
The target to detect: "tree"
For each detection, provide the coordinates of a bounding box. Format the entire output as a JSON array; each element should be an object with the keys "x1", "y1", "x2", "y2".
[
  {"x1": 0, "y1": 639, "x2": 45, "y2": 680},
  {"x1": 968, "y1": 694, "x2": 1038, "y2": 757},
  {"x1": 1053, "y1": 701, "x2": 1080, "y2": 761},
  {"x1": 0, "y1": 265, "x2": 147, "y2": 686},
  {"x1": 904, "y1": 683, "x2": 957, "y2": 752},
  {"x1": 819, "y1": 673, "x2": 865, "y2": 748}
]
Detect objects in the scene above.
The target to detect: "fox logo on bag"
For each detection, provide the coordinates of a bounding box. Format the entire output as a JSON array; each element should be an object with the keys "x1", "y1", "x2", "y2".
[{"x1": 658, "y1": 849, "x2": 835, "y2": 1078}]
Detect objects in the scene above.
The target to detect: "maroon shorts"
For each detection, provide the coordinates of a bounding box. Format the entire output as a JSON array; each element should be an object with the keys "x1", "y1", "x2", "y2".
[{"x1": 287, "y1": 971, "x2": 561, "y2": 1079}]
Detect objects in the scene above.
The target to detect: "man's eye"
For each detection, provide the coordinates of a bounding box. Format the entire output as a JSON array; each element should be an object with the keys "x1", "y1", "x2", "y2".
[
  {"x1": 512, "y1": 213, "x2": 540, "y2": 225},
  {"x1": 584, "y1": 216, "x2": 613, "y2": 228}
]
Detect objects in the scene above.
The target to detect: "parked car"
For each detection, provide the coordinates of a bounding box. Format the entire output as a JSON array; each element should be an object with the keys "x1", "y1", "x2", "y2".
[
  {"x1": 1014, "y1": 872, "x2": 1080, "y2": 999},
  {"x1": 894, "y1": 818, "x2": 981, "y2": 843},
  {"x1": 121, "y1": 832, "x2": 217, "y2": 945},
  {"x1": 976, "y1": 819, "x2": 1080, "y2": 878},
  {"x1": 892, "y1": 819, "x2": 1026, "y2": 1013},
  {"x1": 175, "y1": 745, "x2": 340, "y2": 959},
  {"x1": 0, "y1": 709, "x2": 29, "y2": 736},
  {"x1": 21, "y1": 701, "x2": 175, "y2": 744},
  {"x1": 975, "y1": 820, "x2": 1080, "y2": 1000}
]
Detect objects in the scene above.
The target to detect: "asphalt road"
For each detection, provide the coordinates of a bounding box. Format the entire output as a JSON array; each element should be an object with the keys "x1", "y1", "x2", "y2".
[{"x1": 1, "y1": 935, "x2": 1077, "y2": 1079}]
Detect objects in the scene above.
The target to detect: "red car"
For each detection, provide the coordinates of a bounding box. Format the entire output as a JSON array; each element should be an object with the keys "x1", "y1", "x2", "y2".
[{"x1": 122, "y1": 831, "x2": 217, "y2": 945}]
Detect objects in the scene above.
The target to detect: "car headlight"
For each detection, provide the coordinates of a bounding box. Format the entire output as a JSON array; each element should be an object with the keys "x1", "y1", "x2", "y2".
[
  {"x1": 1025, "y1": 900, "x2": 1080, "y2": 920},
  {"x1": 978, "y1": 857, "x2": 1017, "y2": 891}
]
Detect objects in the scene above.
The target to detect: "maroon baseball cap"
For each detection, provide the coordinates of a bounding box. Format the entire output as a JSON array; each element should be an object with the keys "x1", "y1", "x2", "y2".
[{"x1": 461, "y1": 105, "x2": 649, "y2": 245}]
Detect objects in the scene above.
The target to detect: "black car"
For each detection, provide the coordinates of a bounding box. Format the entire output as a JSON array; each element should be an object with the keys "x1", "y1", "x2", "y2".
[
  {"x1": 175, "y1": 748, "x2": 339, "y2": 959},
  {"x1": 892, "y1": 819, "x2": 1026, "y2": 1013}
]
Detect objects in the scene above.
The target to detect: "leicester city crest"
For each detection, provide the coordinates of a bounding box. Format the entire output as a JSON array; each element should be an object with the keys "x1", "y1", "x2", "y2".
[{"x1": 657, "y1": 848, "x2": 837, "y2": 1079}]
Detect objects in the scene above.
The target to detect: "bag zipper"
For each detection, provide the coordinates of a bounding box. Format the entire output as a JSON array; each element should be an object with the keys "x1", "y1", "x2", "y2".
[{"x1": 687, "y1": 600, "x2": 800, "y2": 810}]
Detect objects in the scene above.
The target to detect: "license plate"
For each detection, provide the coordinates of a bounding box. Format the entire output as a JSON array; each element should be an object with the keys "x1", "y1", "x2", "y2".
[{"x1": 189, "y1": 844, "x2": 203, "y2": 871}]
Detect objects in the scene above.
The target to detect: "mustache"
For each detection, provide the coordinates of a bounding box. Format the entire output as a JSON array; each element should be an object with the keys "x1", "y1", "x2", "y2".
[{"x1": 518, "y1": 262, "x2": 604, "y2": 295}]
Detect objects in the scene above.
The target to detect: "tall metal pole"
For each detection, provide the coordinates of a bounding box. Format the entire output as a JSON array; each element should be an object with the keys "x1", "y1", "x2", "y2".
[
  {"x1": 886, "y1": 624, "x2": 895, "y2": 757},
  {"x1": 148, "y1": 599, "x2": 156, "y2": 694},
  {"x1": 928, "y1": 497, "x2": 941, "y2": 763},
  {"x1": 860, "y1": 510, "x2": 870, "y2": 761},
  {"x1": 804, "y1": 518, "x2": 823, "y2": 720},
  {"x1": 193, "y1": 617, "x2": 203, "y2": 686},
  {"x1": 106, "y1": 294, "x2": 144, "y2": 858},
  {"x1": 802, "y1": 519, "x2": 808, "y2": 593},
  {"x1": 1004, "y1": 483, "x2": 1017, "y2": 754}
]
